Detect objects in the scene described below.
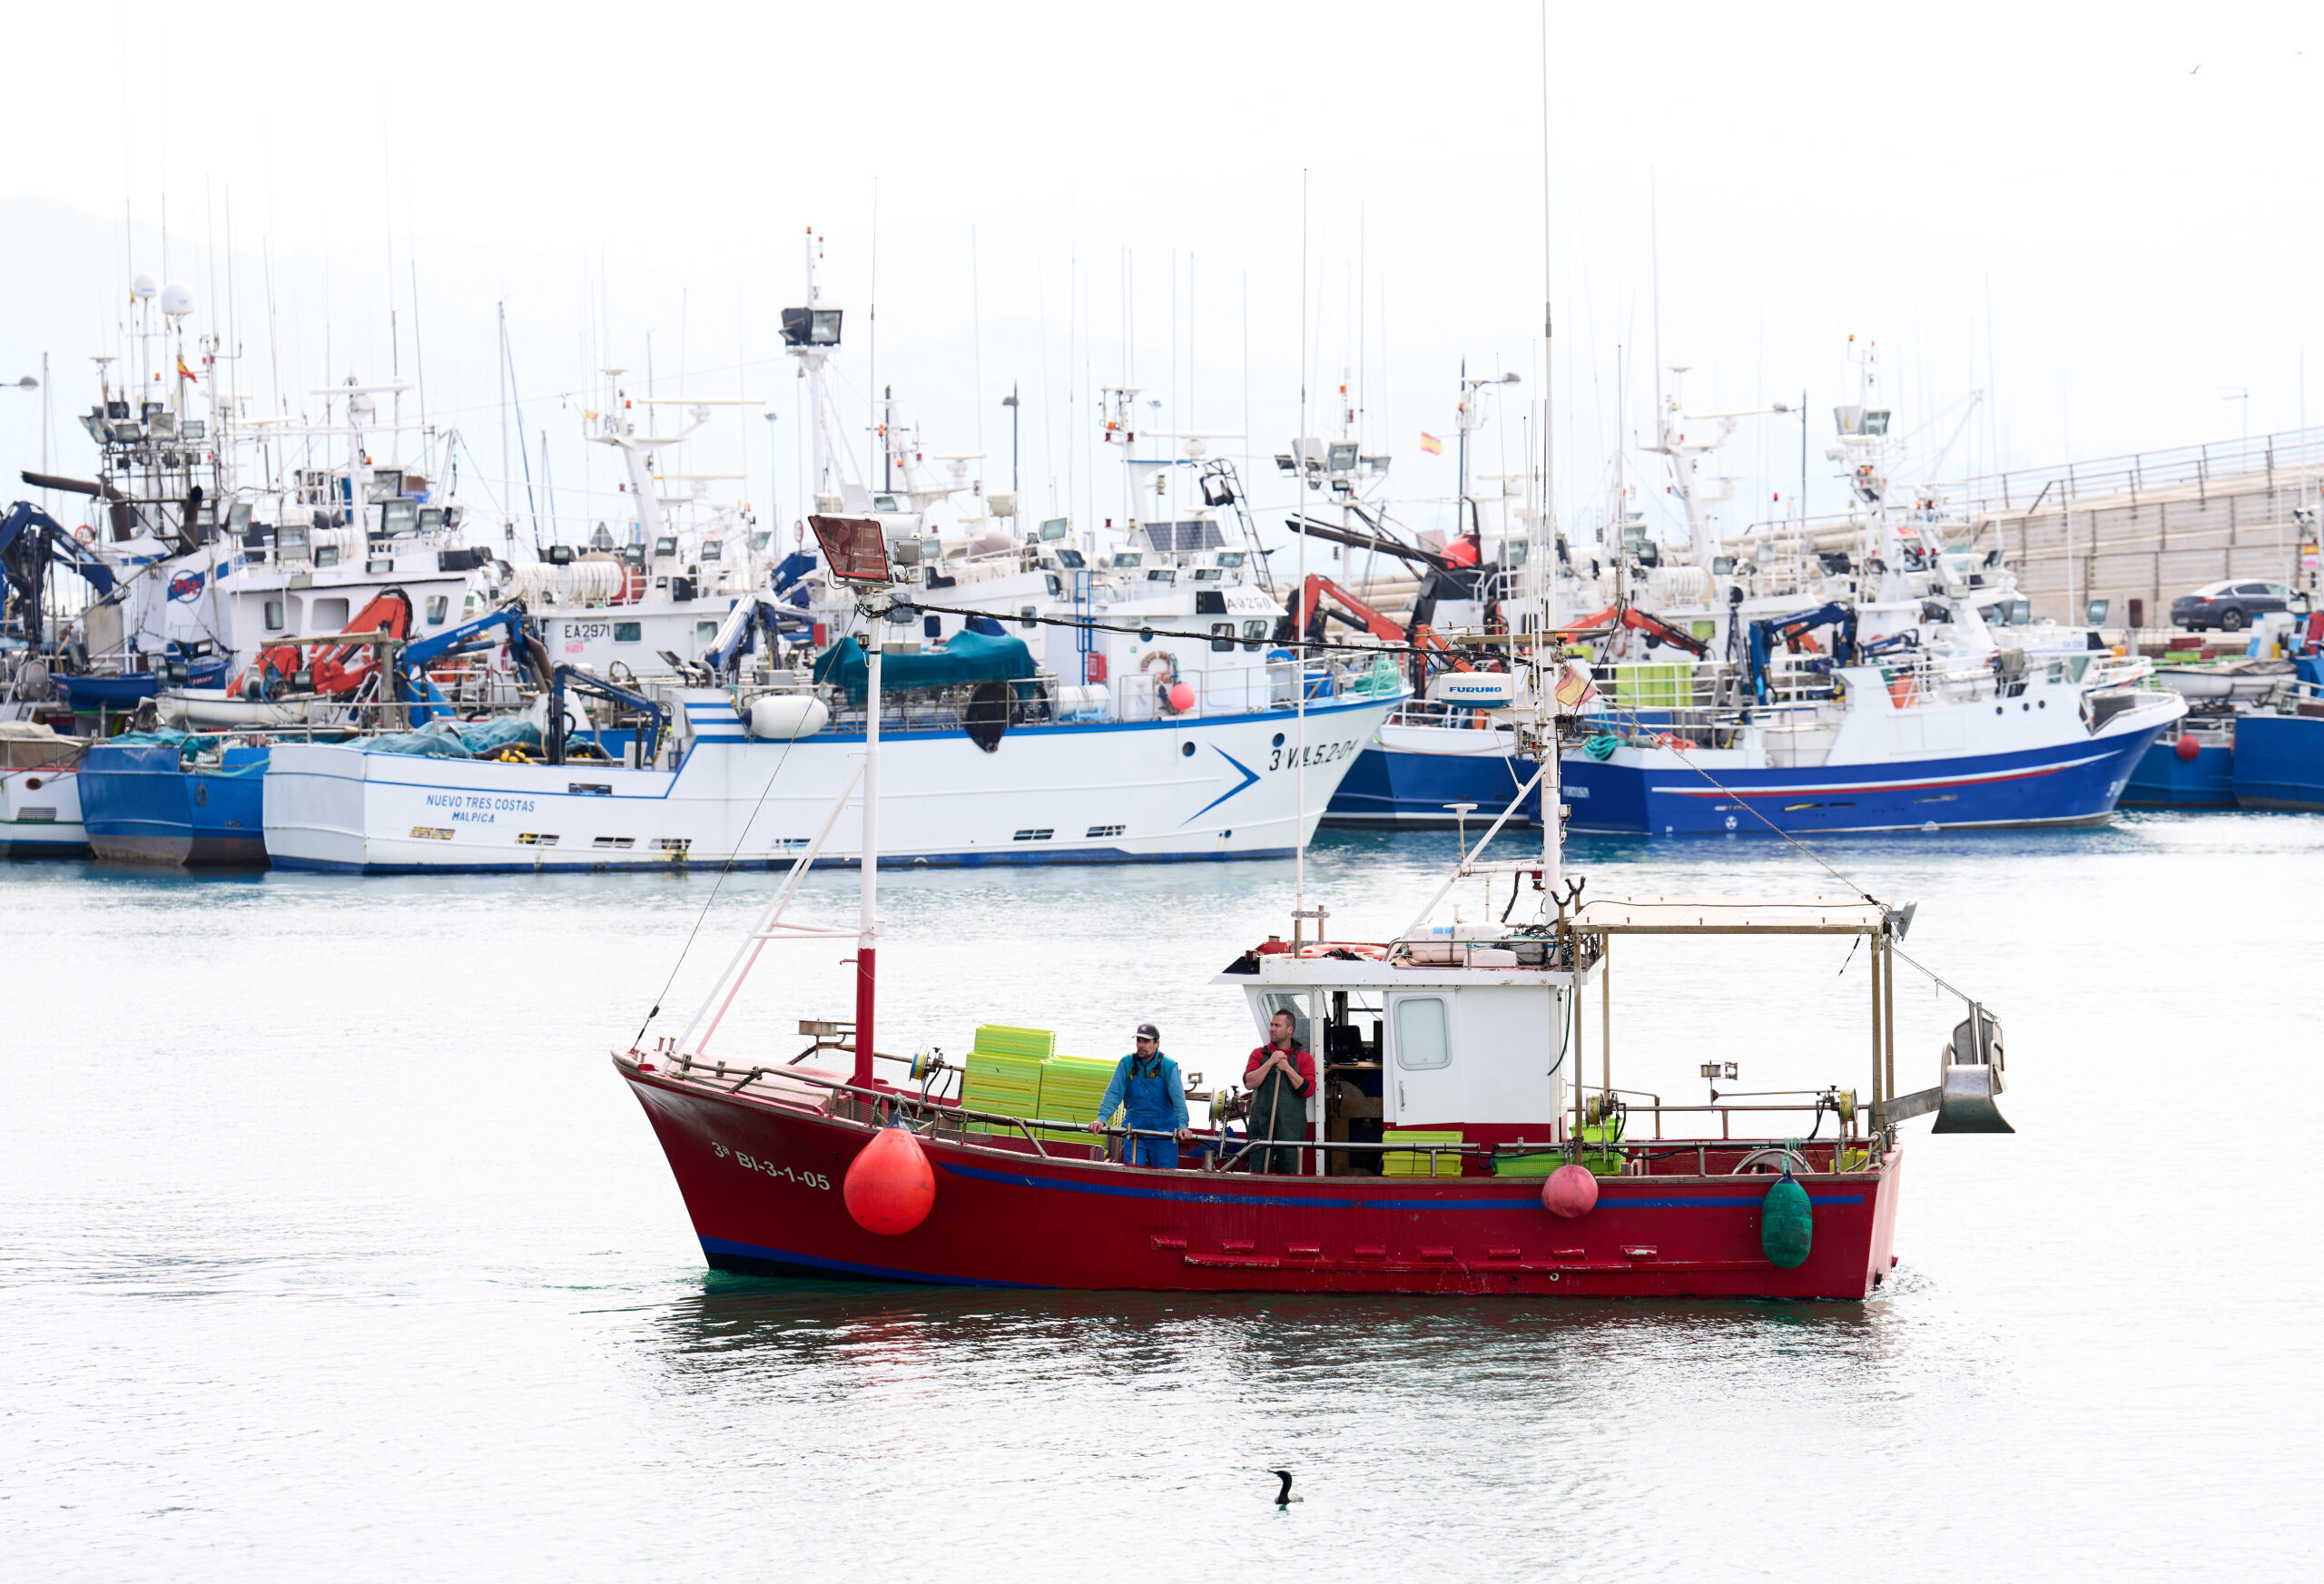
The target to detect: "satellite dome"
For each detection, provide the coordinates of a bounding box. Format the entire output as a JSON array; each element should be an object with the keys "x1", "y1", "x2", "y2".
[
  {"x1": 160, "y1": 282, "x2": 194, "y2": 318},
  {"x1": 131, "y1": 273, "x2": 158, "y2": 300}
]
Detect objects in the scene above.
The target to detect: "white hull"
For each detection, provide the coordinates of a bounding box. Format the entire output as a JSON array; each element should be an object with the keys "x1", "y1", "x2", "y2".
[
  {"x1": 0, "y1": 767, "x2": 88, "y2": 856},
  {"x1": 156, "y1": 690, "x2": 323, "y2": 730},
  {"x1": 263, "y1": 690, "x2": 1398, "y2": 872},
  {"x1": 2156, "y1": 664, "x2": 2290, "y2": 703}
]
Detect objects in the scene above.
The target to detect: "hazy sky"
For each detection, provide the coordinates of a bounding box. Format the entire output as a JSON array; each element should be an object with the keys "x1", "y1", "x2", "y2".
[{"x1": 5, "y1": 2, "x2": 2319, "y2": 552}]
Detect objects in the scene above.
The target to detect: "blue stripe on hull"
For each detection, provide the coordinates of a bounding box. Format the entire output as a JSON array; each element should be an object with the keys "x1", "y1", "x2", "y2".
[
  {"x1": 271, "y1": 843, "x2": 1301, "y2": 875},
  {"x1": 699, "y1": 1235, "x2": 1048, "y2": 1287},
  {"x1": 1564, "y1": 724, "x2": 2167, "y2": 835},
  {"x1": 1326, "y1": 744, "x2": 1541, "y2": 826}
]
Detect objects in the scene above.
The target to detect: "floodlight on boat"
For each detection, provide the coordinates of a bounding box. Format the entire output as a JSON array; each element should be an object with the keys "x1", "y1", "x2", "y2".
[
  {"x1": 810, "y1": 515, "x2": 892, "y2": 585},
  {"x1": 781, "y1": 308, "x2": 843, "y2": 348}
]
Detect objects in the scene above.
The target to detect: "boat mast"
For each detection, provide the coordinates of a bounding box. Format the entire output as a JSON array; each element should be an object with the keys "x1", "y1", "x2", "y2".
[
  {"x1": 856, "y1": 615, "x2": 881, "y2": 1088},
  {"x1": 1538, "y1": 0, "x2": 1560, "y2": 900}
]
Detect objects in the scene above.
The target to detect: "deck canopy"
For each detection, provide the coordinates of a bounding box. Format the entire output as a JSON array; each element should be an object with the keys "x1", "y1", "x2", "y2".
[
  {"x1": 1572, "y1": 896, "x2": 1894, "y2": 935},
  {"x1": 811, "y1": 630, "x2": 1036, "y2": 703}
]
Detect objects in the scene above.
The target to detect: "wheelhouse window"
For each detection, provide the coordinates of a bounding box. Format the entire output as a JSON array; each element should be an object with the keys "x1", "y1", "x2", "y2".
[
  {"x1": 1242, "y1": 618, "x2": 1268, "y2": 652},
  {"x1": 695, "y1": 620, "x2": 719, "y2": 644},
  {"x1": 1393, "y1": 998, "x2": 1450, "y2": 1069},
  {"x1": 614, "y1": 622, "x2": 642, "y2": 643},
  {"x1": 1210, "y1": 621, "x2": 1235, "y2": 653},
  {"x1": 426, "y1": 595, "x2": 448, "y2": 625},
  {"x1": 263, "y1": 600, "x2": 286, "y2": 632}
]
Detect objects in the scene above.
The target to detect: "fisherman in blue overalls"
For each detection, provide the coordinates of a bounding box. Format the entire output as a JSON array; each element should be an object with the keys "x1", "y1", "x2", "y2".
[{"x1": 1088, "y1": 1022, "x2": 1189, "y2": 1168}]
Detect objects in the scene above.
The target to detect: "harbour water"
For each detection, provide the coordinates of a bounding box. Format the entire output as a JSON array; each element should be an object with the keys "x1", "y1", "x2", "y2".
[{"x1": 4, "y1": 819, "x2": 2316, "y2": 1579}]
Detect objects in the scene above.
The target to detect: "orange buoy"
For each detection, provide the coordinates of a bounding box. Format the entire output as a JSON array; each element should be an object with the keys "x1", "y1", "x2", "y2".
[
  {"x1": 843, "y1": 1121, "x2": 936, "y2": 1235},
  {"x1": 2174, "y1": 734, "x2": 2201, "y2": 762},
  {"x1": 1167, "y1": 681, "x2": 1196, "y2": 713},
  {"x1": 1541, "y1": 1163, "x2": 1599, "y2": 1218}
]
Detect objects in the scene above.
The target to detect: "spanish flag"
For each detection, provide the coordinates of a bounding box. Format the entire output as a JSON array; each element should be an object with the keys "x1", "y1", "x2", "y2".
[
  {"x1": 1419, "y1": 432, "x2": 1443, "y2": 456},
  {"x1": 176, "y1": 356, "x2": 200, "y2": 382}
]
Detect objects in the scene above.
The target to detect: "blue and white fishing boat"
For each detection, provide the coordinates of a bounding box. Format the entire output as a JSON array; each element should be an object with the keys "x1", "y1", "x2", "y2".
[
  {"x1": 264, "y1": 516, "x2": 1403, "y2": 872},
  {"x1": 1330, "y1": 353, "x2": 2186, "y2": 834}
]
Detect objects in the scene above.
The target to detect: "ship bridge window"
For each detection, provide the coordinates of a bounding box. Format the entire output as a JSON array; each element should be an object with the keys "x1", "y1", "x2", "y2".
[
  {"x1": 1210, "y1": 622, "x2": 1235, "y2": 653},
  {"x1": 695, "y1": 620, "x2": 719, "y2": 644},
  {"x1": 1393, "y1": 997, "x2": 1450, "y2": 1069},
  {"x1": 1242, "y1": 619, "x2": 1268, "y2": 652},
  {"x1": 426, "y1": 595, "x2": 449, "y2": 625},
  {"x1": 614, "y1": 622, "x2": 642, "y2": 643},
  {"x1": 1261, "y1": 991, "x2": 1313, "y2": 1053},
  {"x1": 263, "y1": 600, "x2": 287, "y2": 633}
]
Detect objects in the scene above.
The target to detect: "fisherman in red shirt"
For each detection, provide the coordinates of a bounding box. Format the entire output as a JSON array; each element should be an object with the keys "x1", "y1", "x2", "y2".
[{"x1": 1243, "y1": 1009, "x2": 1316, "y2": 1175}]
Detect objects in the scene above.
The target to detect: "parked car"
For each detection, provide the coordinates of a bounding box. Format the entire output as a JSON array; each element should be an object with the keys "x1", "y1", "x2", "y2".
[{"x1": 2171, "y1": 579, "x2": 2296, "y2": 632}]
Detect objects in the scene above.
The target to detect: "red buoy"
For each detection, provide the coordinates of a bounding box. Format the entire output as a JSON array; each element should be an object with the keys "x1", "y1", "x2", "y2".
[
  {"x1": 843, "y1": 1122, "x2": 935, "y2": 1235},
  {"x1": 2174, "y1": 734, "x2": 2201, "y2": 762},
  {"x1": 1541, "y1": 1163, "x2": 1599, "y2": 1218},
  {"x1": 1167, "y1": 681, "x2": 1196, "y2": 713}
]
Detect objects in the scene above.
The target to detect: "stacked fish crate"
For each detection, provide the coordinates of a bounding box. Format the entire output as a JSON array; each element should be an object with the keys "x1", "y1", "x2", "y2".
[
  {"x1": 1036, "y1": 1056, "x2": 1121, "y2": 1142},
  {"x1": 962, "y1": 1025, "x2": 1052, "y2": 1129}
]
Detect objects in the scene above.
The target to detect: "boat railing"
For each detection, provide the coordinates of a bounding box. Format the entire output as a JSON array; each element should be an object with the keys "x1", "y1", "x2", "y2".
[{"x1": 640, "y1": 1049, "x2": 1876, "y2": 1176}]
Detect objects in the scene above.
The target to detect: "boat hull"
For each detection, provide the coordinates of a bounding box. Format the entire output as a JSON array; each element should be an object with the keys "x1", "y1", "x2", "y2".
[
  {"x1": 2230, "y1": 713, "x2": 2324, "y2": 811},
  {"x1": 623, "y1": 1065, "x2": 1902, "y2": 1301},
  {"x1": 2122, "y1": 729, "x2": 2237, "y2": 809},
  {"x1": 1326, "y1": 719, "x2": 1542, "y2": 826},
  {"x1": 263, "y1": 692, "x2": 1399, "y2": 873},
  {"x1": 60, "y1": 657, "x2": 231, "y2": 713},
  {"x1": 0, "y1": 767, "x2": 88, "y2": 857},
  {"x1": 1565, "y1": 709, "x2": 2175, "y2": 835},
  {"x1": 80, "y1": 743, "x2": 271, "y2": 866}
]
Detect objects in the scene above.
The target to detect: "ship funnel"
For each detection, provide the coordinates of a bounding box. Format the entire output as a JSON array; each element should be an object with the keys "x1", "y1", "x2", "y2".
[{"x1": 1931, "y1": 1007, "x2": 2014, "y2": 1134}]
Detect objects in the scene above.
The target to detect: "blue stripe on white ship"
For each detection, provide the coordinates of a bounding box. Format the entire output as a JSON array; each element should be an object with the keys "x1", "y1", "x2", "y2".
[{"x1": 263, "y1": 686, "x2": 1404, "y2": 873}]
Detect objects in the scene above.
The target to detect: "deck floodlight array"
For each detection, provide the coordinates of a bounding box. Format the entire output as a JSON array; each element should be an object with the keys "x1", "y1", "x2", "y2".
[{"x1": 810, "y1": 515, "x2": 893, "y2": 585}]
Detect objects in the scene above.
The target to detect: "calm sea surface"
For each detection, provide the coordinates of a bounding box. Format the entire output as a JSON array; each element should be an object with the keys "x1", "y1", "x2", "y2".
[{"x1": 3, "y1": 816, "x2": 2316, "y2": 1579}]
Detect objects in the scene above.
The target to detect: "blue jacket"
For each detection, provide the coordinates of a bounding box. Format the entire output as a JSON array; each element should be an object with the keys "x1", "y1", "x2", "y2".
[{"x1": 1097, "y1": 1051, "x2": 1188, "y2": 1131}]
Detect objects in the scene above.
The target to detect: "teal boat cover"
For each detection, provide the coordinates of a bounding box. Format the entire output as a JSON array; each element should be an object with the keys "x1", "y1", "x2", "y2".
[{"x1": 812, "y1": 631, "x2": 1037, "y2": 703}]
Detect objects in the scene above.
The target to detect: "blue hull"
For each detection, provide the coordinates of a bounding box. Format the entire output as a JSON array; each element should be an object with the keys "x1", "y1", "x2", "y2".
[
  {"x1": 62, "y1": 658, "x2": 230, "y2": 713},
  {"x1": 2231, "y1": 714, "x2": 2324, "y2": 810},
  {"x1": 1327, "y1": 745, "x2": 1542, "y2": 826},
  {"x1": 2122, "y1": 737, "x2": 2236, "y2": 809},
  {"x1": 80, "y1": 743, "x2": 270, "y2": 866},
  {"x1": 1562, "y1": 726, "x2": 2169, "y2": 835},
  {"x1": 271, "y1": 844, "x2": 1302, "y2": 875}
]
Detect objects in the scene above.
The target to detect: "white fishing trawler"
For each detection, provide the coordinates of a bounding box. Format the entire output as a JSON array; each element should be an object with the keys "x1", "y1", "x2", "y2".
[{"x1": 262, "y1": 507, "x2": 1403, "y2": 871}]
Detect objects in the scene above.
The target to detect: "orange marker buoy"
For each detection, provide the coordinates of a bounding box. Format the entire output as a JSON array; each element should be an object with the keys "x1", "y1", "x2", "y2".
[
  {"x1": 2174, "y1": 734, "x2": 2201, "y2": 762},
  {"x1": 1541, "y1": 1163, "x2": 1599, "y2": 1218},
  {"x1": 1167, "y1": 681, "x2": 1196, "y2": 714},
  {"x1": 843, "y1": 1121, "x2": 936, "y2": 1235}
]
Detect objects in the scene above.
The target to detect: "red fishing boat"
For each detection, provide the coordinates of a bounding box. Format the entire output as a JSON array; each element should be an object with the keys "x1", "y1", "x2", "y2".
[{"x1": 617, "y1": 519, "x2": 2012, "y2": 1300}]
